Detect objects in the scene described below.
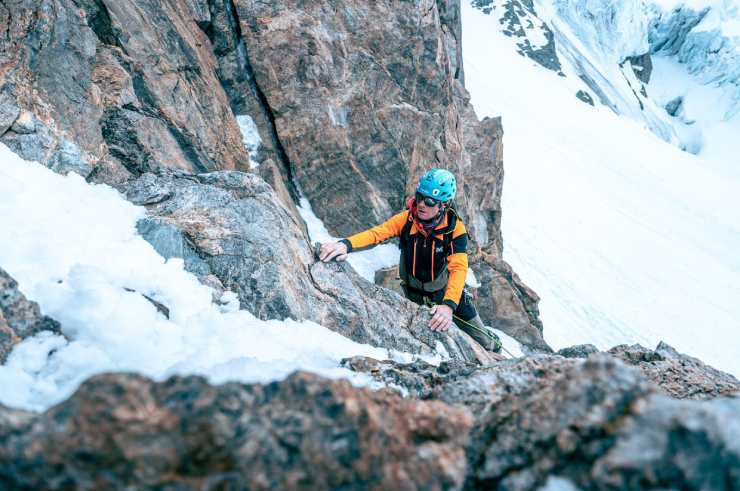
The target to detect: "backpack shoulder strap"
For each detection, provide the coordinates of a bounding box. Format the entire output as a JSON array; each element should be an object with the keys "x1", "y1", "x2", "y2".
[
  {"x1": 441, "y1": 208, "x2": 458, "y2": 255},
  {"x1": 399, "y1": 212, "x2": 414, "y2": 247}
]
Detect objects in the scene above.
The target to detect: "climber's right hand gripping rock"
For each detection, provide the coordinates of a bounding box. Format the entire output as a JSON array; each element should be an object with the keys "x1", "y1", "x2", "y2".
[{"x1": 319, "y1": 242, "x2": 348, "y2": 262}]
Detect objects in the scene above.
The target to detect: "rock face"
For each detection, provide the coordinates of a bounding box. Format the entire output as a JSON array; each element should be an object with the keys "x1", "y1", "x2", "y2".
[
  {"x1": 465, "y1": 354, "x2": 740, "y2": 490},
  {"x1": 1, "y1": 0, "x2": 546, "y2": 351},
  {"x1": 0, "y1": 267, "x2": 61, "y2": 363},
  {"x1": 0, "y1": 372, "x2": 473, "y2": 490},
  {"x1": 345, "y1": 342, "x2": 740, "y2": 413},
  {"x1": 0, "y1": 0, "x2": 249, "y2": 182},
  {"x1": 204, "y1": 0, "x2": 546, "y2": 349},
  {"x1": 609, "y1": 342, "x2": 740, "y2": 400},
  {"x1": 1, "y1": 351, "x2": 738, "y2": 490},
  {"x1": 226, "y1": 0, "x2": 470, "y2": 236},
  {"x1": 125, "y1": 169, "x2": 497, "y2": 365}
]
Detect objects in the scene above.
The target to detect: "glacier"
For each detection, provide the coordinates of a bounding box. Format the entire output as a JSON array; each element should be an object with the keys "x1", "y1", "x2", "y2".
[
  {"x1": 649, "y1": 0, "x2": 740, "y2": 119},
  {"x1": 477, "y1": 0, "x2": 740, "y2": 156}
]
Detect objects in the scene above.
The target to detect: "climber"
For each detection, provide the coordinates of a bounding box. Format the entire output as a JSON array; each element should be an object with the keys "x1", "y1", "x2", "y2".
[{"x1": 319, "y1": 168, "x2": 502, "y2": 353}]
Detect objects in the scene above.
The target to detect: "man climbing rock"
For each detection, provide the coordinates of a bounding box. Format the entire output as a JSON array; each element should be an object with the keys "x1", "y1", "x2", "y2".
[{"x1": 320, "y1": 169, "x2": 503, "y2": 353}]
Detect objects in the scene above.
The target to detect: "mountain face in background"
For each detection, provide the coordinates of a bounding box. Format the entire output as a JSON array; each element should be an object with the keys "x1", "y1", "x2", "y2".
[
  {"x1": 473, "y1": 0, "x2": 740, "y2": 155},
  {"x1": 463, "y1": 0, "x2": 740, "y2": 376},
  {"x1": 1, "y1": 0, "x2": 739, "y2": 488}
]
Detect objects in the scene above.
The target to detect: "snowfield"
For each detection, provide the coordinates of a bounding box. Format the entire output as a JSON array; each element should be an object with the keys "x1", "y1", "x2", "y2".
[{"x1": 463, "y1": 2, "x2": 740, "y2": 376}]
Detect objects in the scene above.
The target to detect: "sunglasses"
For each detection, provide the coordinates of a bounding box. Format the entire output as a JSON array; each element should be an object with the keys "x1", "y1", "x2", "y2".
[{"x1": 415, "y1": 192, "x2": 442, "y2": 207}]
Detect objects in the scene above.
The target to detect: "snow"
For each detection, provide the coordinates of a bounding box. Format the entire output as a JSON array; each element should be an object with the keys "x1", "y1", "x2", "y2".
[
  {"x1": 539, "y1": 476, "x2": 581, "y2": 491},
  {"x1": 296, "y1": 195, "x2": 400, "y2": 283},
  {"x1": 0, "y1": 144, "x2": 413, "y2": 411},
  {"x1": 533, "y1": 0, "x2": 681, "y2": 144},
  {"x1": 551, "y1": 0, "x2": 650, "y2": 64},
  {"x1": 493, "y1": 327, "x2": 525, "y2": 358},
  {"x1": 463, "y1": 3, "x2": 740, "y2": 376},
  {"x1": 465, "y1": 268, "x2": 481, "y2": 288},
  {"x1": 236, "y1": 114, "x2": 262, "y2": 169}
]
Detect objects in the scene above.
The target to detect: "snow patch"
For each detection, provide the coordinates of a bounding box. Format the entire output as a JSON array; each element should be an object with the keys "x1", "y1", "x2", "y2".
[
  {"x1": 236, "y1": 115, "x2": 262, "y2": 168},
  {"x1": 465, "y1": 268, "x2": 481, "y2": 288},
  {"x1": 0, "y1": 144, "x2": 408, "y2": 411}
]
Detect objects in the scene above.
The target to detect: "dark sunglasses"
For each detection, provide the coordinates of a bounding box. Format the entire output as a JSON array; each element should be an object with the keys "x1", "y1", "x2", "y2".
[{"x1": 415, "y1": 192, "x2": 441, "y2": 207}]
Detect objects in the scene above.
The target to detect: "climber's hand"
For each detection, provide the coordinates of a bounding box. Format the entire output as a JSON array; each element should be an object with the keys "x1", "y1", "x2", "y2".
[
  {"x1": 319, "y1": 242, "x2": 348, "y2": 262},
  {"x1": 429, "y1": 304, "x2": 453, "y2": 332}
]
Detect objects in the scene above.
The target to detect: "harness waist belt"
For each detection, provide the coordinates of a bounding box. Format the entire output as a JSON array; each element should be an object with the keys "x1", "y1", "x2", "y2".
[{"x1": 403, "y1": 268, "x2": 449, "y2": 293}]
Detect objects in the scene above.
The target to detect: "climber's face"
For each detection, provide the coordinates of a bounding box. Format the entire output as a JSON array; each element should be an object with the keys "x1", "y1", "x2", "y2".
[{"x1": 416, "y1": 193, "x2": 441, "y2": 220}]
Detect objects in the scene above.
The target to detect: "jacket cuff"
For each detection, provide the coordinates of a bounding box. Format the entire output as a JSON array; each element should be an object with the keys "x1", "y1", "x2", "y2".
[
  {"x1": 339, "y1": 238, "x2": 353, "y2": 253},
  {"x1": 442, "y1": 299, "x2": 457, "y2": 311}
]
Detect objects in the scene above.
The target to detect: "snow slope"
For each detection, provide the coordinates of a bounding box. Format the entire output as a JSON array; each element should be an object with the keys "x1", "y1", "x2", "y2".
[
  {"x1": 463, "y1": 3, "x2": 740, "y2": 376},
  {"x1": 533, "y1": 0, "x2": 681, "y2": 144},
  {"x1": 0, "y1": 144, "x2": 420, "y2": 411}
]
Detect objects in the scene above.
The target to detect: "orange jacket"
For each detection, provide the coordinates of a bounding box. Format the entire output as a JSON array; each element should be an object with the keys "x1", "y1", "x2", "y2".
[{"x1": 341, "y1": 210, "x2": 469, "y2": 309}]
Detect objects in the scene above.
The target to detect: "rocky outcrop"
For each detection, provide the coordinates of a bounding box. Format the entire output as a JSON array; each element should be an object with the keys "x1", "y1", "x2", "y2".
[
  {"x1": 0, "y1": 0, "x2": 249, "y2": 182},
  {"x1": 2, "y1": 351, "x2": 737, "y2": 490},
  {"x1": 0, "y1": 267, "x2": 61, "y2": 363},
  {"x1": 125, "y1": 169, "x2": 497, "y2": 365},
  {"x1": 557, "y1": 343, "x2": 600, "y2": 358},
  {"x1": 625, "y1": 52, "x2": 653, "y2": 84},
  {"x1": 0, "y1": 372, "x2": 473, "y2": 490},
  {"x1": 609, "y1": 342, "x2": 740, "y2": 400},
  {"x1": 342, "y1": 343, "x2": 740, "y2": 415},
  {"x1": 465, "y1": 354, "x2": 740, "y2": 490},
  {"x1": 342, "y1": 354, "x2": 578, "y2": 413},
  {"x1": 346, "y1": 342, "x2": 740, "y2": 407}
]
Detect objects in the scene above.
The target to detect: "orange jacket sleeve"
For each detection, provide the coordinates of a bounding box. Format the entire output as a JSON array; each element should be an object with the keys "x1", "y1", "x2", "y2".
[
  {"x1": 342, "y1": 211, "x2": 409, "y2": 252},
  {"x1": 442, "y1": 220, "x2": 468, "y2": 308}
]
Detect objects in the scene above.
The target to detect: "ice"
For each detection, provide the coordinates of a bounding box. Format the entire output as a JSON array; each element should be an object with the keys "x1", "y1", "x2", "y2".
[
  {"x1": 463, "y1": 3, "x2": 740, "y2": 377},
  {"x1": 649, "y1": 54, "x2": 740, "y2": 176},
  {"x1": 531, "y1": 0, "x2": 681, "y2": 144},
  {"x1": 0, "y1": 144, "x2": 411, "y2": 411},
  {"x1": 649, "y1": 0, "x2": 740, "y2": 118},
  {"x1": 550, "y1": 0, "x2": 650, "y2": 64}
]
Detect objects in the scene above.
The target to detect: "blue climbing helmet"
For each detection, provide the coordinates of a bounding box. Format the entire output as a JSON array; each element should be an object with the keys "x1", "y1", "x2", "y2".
[{"x1": 416, "y1": 168, "x2": 456, "y2": 202}]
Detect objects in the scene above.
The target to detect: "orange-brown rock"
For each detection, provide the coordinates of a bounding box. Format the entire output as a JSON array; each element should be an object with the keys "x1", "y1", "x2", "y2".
[{"x1": 0, "y1": 372, "x2": 473, "y2": 490}]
